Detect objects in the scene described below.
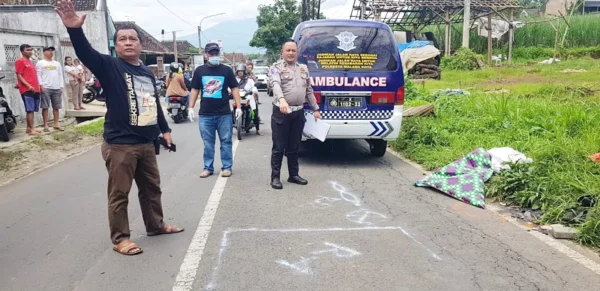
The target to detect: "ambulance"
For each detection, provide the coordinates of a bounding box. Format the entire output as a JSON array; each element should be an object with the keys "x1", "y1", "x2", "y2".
[{"x1": 293, "y1": 19, "x2": 404, "y2": 157}]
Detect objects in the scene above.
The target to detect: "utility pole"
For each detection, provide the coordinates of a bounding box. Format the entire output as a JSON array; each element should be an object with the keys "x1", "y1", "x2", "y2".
[
  {"x1": 173, "y1": 31, "x2": 178, "y2": 65},
  {"x1": 360, "y1": 0, "x2": 367, "y2": 19},
  {"x1": 317, "y1": 0, "x2": 321, "y2": 19},
  {"x1": 462, "y1": 0, "x2": 471, "y2": 48}
]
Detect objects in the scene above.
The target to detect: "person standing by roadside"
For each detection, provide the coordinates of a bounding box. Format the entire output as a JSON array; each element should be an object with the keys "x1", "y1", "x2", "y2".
[
  {"x1": 188, "y1": 43, "x2": 242, "y2": 178},
  {"x1": 55, "y1": 0, "x2": 183, "y2": 256},
  {"x1": 74, "y1": 58, "x2": 86, "y2": 109},
  {"x1": 64, "y1": 57, "x2": 84, "y2": 110},
  {"x1": 15, "y1": 44, "x2": 41, "y2": 136},
  {"x1": 36, "y1": 46, "x2": 65, "y2": 132},
  {"x1": 268, "y1": 39, "x2": 321, "y2": 190}
]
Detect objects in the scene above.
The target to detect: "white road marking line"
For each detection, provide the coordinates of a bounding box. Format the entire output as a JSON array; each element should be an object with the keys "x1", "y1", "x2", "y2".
[
  {"x1": 387, "y1": 146, "x2": 600, "y2": 275},
  {"x1": 172, "y1": 139, "x2": 240, "y2": 291},
  {"x1": 487, "y1": 204, "x2": 600, "y2": 275}
]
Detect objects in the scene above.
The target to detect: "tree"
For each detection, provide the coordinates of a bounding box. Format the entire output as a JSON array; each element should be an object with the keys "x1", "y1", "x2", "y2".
[
  {"x1": 249, "y1": 0, "x2": 326, "y2": 59},
  {"x1": 250, "y1": 0, "x2": 301, "y2": 57}
]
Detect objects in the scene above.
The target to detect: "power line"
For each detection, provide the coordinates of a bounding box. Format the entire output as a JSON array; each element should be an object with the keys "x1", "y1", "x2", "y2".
[{"x1": 155, "y1": 0, "x2": 195, "y2": 27}]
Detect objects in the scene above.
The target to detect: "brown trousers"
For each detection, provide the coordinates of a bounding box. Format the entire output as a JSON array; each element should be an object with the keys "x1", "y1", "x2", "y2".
[{"x1": 101, "y1": 142, "x2": 165, "y2": 244}]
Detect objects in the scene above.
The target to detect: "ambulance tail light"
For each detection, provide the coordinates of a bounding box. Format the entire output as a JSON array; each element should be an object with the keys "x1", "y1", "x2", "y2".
[
  {"x1": 313, "y1": 91, "x2": 322, "y2": 104},
  {"x1": 396, "y1": 86, "x2": 405, "y2": 105},
  {"x1": 371, "y1": 92, "x2": 395, "y2": 105}
]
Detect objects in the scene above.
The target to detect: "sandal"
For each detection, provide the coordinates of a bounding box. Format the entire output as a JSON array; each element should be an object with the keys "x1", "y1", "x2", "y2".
[
  {"x1": 147, "y1": 225, "x2": 184, "y2": 236},
  {"x1": 199, "y1": 171, "x2": 213, "y2": 178},
  {"x1": 113, "y1": 239, "x2": 143, "y2": 256},
  {"x1": 221, "y1": 170, "x2": 232, "y2": 177}
]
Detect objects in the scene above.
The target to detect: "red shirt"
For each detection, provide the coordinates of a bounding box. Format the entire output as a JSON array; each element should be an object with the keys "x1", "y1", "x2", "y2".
[{"x1": 15, "y1": 57, "x2": 40, "y2": 94}]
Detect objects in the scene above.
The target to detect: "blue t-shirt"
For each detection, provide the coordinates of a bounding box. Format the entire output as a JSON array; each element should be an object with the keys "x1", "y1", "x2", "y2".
[{"x1": 191, "y1": 64, "x2": 238, "y2": 115}]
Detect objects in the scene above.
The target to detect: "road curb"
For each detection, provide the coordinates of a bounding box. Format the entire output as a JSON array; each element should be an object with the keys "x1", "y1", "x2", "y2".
[
  {"x1": 0, "y1": 118, "x2": 104, "y2": 188},
  {"x1": 385, "y1": 145, "x2": 600, "y2": 273},
  {"x1": 75, "y1": 117, "x2": 105, "y2": 127}
]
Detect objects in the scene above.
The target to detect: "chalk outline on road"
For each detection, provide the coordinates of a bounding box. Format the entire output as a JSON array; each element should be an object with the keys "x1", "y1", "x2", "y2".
[
  {"x1": 172, "y1": 139, "x2": 240, "y2": 291},
  {"x1": 205, "y1": 226, "x2": 442, "y2": 290}
]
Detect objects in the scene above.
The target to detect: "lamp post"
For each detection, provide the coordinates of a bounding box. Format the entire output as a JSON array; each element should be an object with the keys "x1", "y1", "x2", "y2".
[{"x1": 198, "y1": 13, "x2": 225, "y2": 53}]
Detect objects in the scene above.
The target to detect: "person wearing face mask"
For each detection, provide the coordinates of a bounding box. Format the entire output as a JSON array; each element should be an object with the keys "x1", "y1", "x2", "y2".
[{"x1": 188, "y1": 43, "x2": 242, "y2": 179}]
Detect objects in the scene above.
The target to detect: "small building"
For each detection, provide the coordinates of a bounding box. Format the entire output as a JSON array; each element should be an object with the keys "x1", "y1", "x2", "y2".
[
  {"x1": 223, "y1": 53, "x2": 247, "y2": 66},
  {"x1": 0, "y1": 0, "x2": 114, "y2": 123},
  {"x1": 160, "y1": 40, "x2": 201, "y2": 71}
]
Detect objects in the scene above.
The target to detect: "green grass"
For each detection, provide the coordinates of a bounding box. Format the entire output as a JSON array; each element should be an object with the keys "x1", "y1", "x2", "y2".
[
  {"x1": 425, "y1": 14, "x2": 600, "y2": 54},
  {"x1": 75, "y1": 118, "x2": 105, "y2": 136},
  {"x1": 394, "y1": 59, "x2": 600, "y2": 247}
]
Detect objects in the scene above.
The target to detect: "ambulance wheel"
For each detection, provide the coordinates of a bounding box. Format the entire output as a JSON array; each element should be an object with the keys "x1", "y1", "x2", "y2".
[{"x1": 369, "y1": 139, "x2": 387, "y2": 157}]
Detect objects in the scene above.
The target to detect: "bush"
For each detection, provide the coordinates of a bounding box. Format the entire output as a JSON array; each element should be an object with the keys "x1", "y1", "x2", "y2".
[{"x1": 440, "y1": 47, "x2": 483, "y2": 71}]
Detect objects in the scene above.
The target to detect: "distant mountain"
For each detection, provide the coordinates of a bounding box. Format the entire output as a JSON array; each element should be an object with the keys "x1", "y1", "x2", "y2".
[{"x1": 179, "y1": 18, "x2": 265, "y2": 54}]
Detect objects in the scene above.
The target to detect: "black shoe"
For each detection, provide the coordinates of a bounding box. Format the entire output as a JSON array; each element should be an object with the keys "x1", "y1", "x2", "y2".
[
  {"x1": 271, "y1": 178, "x2": 283, "y2": 189},
  {"x1": 288, "y1": 176, "x2": 308, "y2": 185}
]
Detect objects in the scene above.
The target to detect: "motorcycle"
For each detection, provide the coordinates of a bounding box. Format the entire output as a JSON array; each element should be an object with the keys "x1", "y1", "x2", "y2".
[
  {"x1": 230, "y1": 89, "x2": 256, "y2": 141},
  {"x1": 166, "y1": 95, "x2": 189, "y2": 124},
  {"x1": 0, "y1": 67, "x2": 17, "y2": 142},
  {"x1": 82, "y1": 76, "x2": 105, "y2": 104},
  {"x1": 156, "y1": 76, "x2": 167, "y2": 98}
]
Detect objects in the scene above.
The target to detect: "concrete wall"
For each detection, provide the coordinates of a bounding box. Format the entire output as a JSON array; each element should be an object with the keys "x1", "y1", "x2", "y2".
[{"x1": 0, "y1": 6, "x2": 109, "y2": 124}]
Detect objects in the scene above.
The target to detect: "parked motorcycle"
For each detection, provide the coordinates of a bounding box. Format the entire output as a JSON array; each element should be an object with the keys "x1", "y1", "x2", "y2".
[
  {"x1": 82, "y1": 76, "x2": 105, "y2": 103},
  {"x1": 0, "y1": 67, "x2": 17, "y2": 142},
  {"x1": 166, "y1": 95, "x2": 189, "y2": 124}
]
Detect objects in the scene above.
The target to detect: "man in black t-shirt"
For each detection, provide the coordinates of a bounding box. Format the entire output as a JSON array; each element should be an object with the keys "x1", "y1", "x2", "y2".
[
  {"x1": 56, "y1": 0, "x2": 183, "y2": 256},
  {"x1": 189, "y1": 43, "x2": 241, "y2": 178}
]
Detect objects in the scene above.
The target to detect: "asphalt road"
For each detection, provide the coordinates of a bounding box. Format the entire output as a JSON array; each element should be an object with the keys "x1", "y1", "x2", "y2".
[{"x1": 1, "y1": 92, "x2": 600, "y2": 291}]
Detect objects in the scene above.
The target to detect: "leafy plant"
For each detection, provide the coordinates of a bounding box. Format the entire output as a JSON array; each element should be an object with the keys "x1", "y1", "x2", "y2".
[{"x1": 441, "y1": 47, "x2": 483, "y2": 71}]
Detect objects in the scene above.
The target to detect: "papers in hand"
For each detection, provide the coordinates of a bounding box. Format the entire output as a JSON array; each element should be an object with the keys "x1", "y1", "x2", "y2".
[{"x1": 303, "y1": 112, "x2": 330, "y2": 142}]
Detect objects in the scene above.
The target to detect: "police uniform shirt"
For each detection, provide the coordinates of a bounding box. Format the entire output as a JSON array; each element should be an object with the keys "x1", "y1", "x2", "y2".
[{"x1": 268, "y1": 60, "x2": 319, "y2": 111}]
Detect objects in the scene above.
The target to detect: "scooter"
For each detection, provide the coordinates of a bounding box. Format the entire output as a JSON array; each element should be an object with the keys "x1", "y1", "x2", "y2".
[
  {"x1": 0, "y1": 67, "x2": 17, "y2": 142},
  {"x1": 82, "y1": 76, "x2": 105, "y2": 103},
  {"x1": 230, "y1": 89, "x2": 256, "y2": 141},
  {"x1": 166, "y1": 95, "x2": 189, "y2": 124}
]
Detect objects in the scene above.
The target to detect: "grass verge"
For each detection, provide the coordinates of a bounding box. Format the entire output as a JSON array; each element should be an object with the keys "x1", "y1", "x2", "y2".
[
  {"x1": 75, "y1": 118, "x2": 105, "y2": 136},
  {"x1": 394, "y1": 59, "x2": 600, "y2": 247}
]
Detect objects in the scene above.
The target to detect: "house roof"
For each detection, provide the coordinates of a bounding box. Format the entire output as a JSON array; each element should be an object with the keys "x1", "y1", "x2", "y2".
[
  {"x1": 223, "y1": 53, "x2": 247, "y2": 64},
  {"x1": 160, "y1": 40, "x2": 198, "y2": 53},
  {"x1": 350, "y1": 0, "x2": 520, "y2": 31},
  {"x1": 114, "y1": 21, "x2": 170, "y2": 54},
  {"x1": 26, "y1": 0, "x2": 98, "y2": 11}
]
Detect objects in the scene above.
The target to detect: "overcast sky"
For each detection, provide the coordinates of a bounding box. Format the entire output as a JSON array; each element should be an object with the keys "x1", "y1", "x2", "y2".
[{"x1": 107, "y1": 0, "x2": 355, "y2": 38}]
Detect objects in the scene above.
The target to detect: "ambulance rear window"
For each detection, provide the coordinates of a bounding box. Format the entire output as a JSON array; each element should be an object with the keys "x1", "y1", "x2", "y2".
[{"x1": 297, "y1": 26, "x2": 398, "y2": 72}]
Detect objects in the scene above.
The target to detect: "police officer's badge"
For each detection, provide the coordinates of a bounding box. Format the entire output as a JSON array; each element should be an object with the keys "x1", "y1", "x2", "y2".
[{"x1": 335, "y1": 31, "x2": 357, "y2": 52}]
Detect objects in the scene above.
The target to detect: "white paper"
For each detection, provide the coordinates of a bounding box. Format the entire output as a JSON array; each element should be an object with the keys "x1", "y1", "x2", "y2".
[
  {"x1": 249, "y1": 96, "x2": 257, "y2": 110},
  {"x1": 303, "y1": 112, "x2": 330, "y2": 142}
]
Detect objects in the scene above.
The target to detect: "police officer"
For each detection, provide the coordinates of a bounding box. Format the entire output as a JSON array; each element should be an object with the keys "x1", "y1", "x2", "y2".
[{"x1": 268, "y1": 39, "x2": 321, "y2": 190}]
